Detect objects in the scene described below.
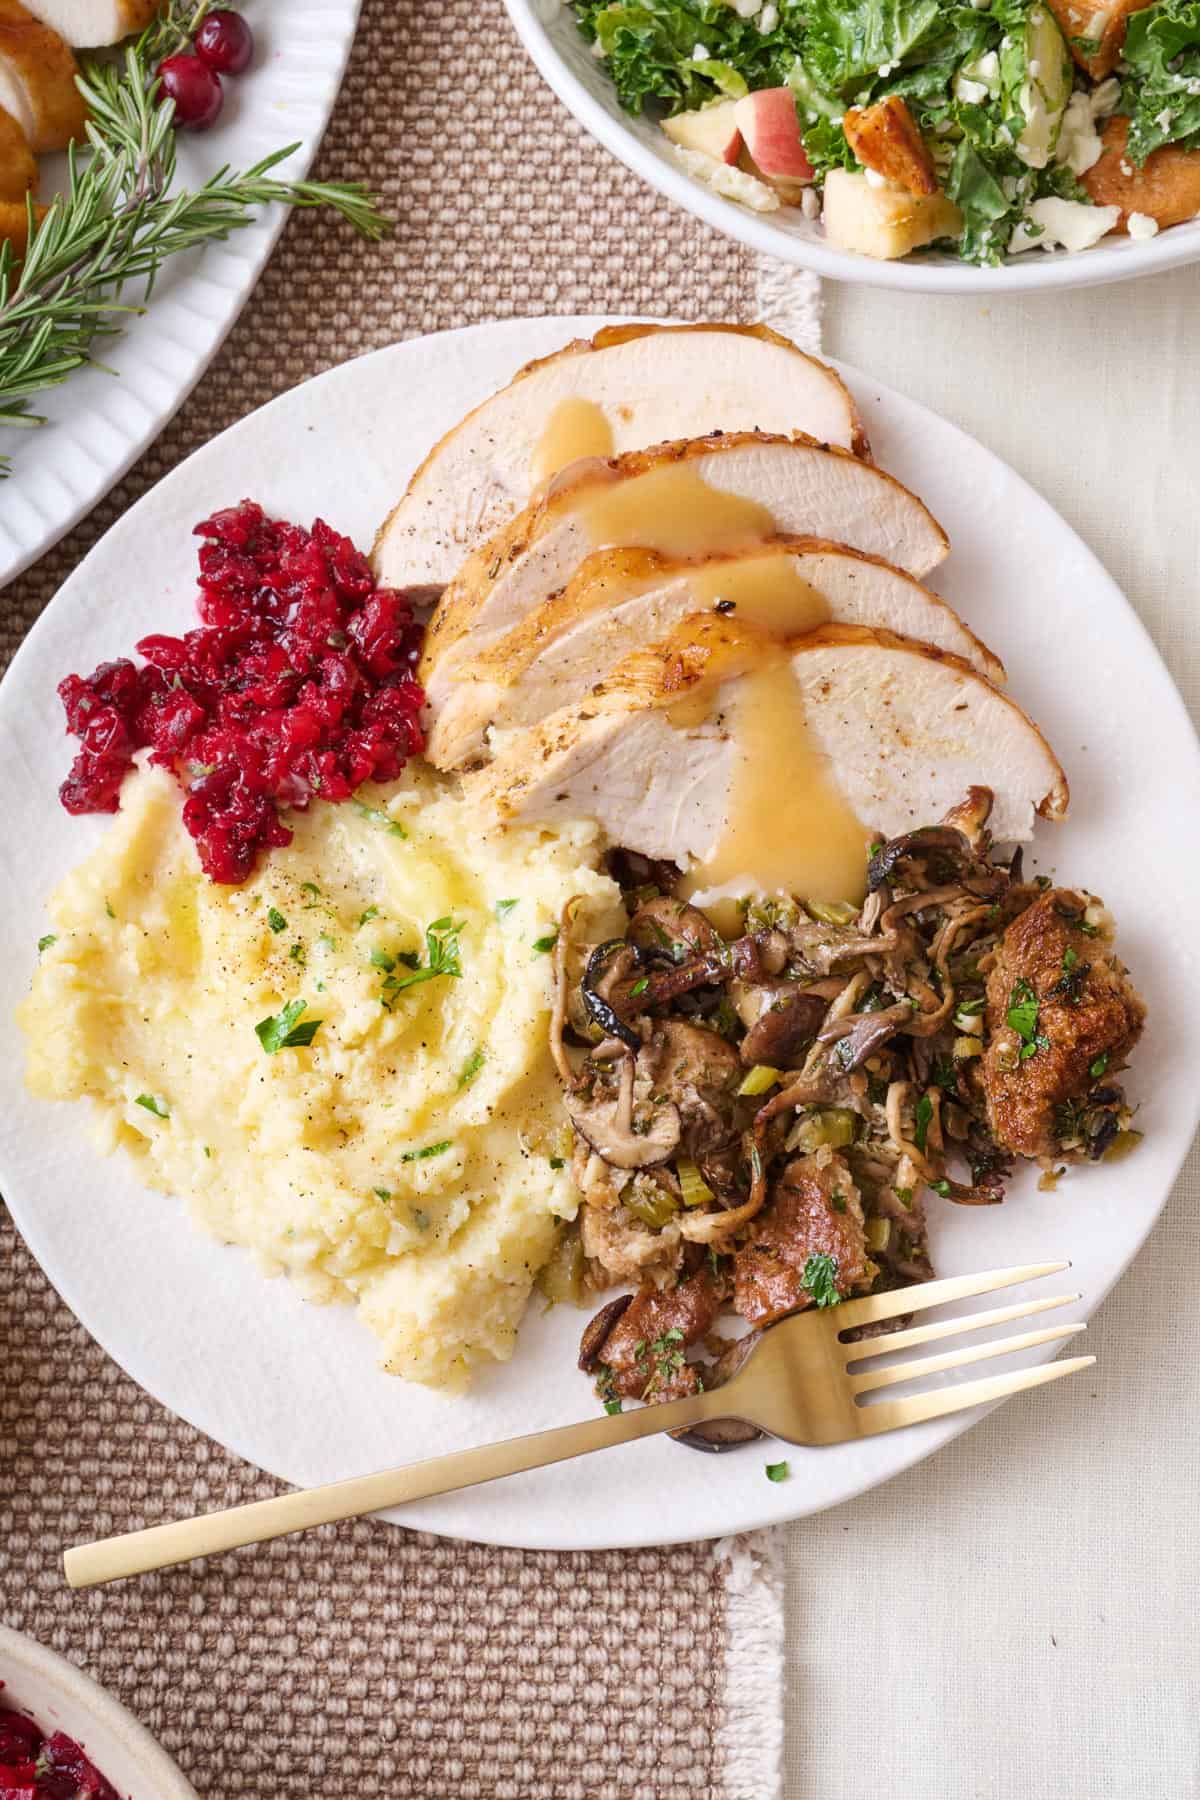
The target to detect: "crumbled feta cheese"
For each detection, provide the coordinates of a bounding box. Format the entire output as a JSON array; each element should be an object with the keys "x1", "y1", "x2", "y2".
[
  {"x1": 976, "y1": 50, "x2": 999, "y2": 79},
  {"x1": 1120, "y1": 158, "x2": 1134, "y2": 177},
  {"x1": 1091, "y1": 77, "x2": 1121, "y2": 120},
  {"x1": 1127, "y1": 210, "x2": 1160, "y2": 239},
  {"x1": 1029, "y1": 58, "x2": 1042, "y2": 77},
  {"x1": 692, "y1": 42, "x2": 710, "y2": 60},
  {"x1": 1056, "y1": 89, "x2": 1103, "y2": 175},
  {"x1": 590, "y1": 37, "x2": 606, "y2": 58},
  {"x1": 1155, "y1": 106, "x2": 1175, "y2": 132},
  {"x1": 729, "y1": 0, "x2": 761, "y2": 16},
  {"x1": 800, "y1": 186, "x2": 821, "y2": 219},
  {"x1": 997, "y1": 122, "x2": 1014, "y2": 146},
  {"x1": 758, "y1": 2, "x2": 778, "y2": 29},
  {"x1": 955, "y1": 76, "x2": 989, "y2": 104},
  {"x1": 667, "y1": 144, "x2": 782, "y2": 212},
  {"x1": 877, "y1": 61, "x2": 894, "y2": 77},
  {"x1": 1009, "y1": 196, "x2": 1121, "y2": 254}
]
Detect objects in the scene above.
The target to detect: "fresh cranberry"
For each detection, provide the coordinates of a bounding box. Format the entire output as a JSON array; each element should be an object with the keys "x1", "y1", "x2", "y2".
[
  {"x1": 194, "y1": 8, "x2": 254, "y2": 75},
  {"x1": 156, "y1": 53, "x2": 223, "y2": 129}
]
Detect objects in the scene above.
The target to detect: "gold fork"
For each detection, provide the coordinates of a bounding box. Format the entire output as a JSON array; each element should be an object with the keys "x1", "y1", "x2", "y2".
[{"x1": 64, "y1": 1261, "x2": 1089, "y2": 1588}]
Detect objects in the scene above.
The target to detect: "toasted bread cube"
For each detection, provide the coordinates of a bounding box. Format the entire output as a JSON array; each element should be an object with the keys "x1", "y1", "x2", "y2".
[
  {"x1": 1044, "y1": 0, "x2": 1154, "y2": 80},
  {"x1": 843, "y1": 96, "x2": 938, "y2": 196},
  {"x1": 1082, "y1": 115, "x2": 1200, "y2": 230},
  {"x1": 822, "y1": 168, "x2": 962, "y2": 261}
]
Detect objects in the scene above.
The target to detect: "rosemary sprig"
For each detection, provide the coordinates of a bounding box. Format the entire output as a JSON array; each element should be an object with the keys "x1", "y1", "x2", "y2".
[{"x1": 0, "y1": 1, "x2": 386, "y2": 473}]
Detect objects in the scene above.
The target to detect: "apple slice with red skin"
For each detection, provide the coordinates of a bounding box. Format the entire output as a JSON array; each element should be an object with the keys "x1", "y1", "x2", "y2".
[
  {"x1": 662, "y1": 99, "x2": 741, "y2": 165},
  {"x1": 734, "y1": 88, "x2": 814, "y2": 183}
]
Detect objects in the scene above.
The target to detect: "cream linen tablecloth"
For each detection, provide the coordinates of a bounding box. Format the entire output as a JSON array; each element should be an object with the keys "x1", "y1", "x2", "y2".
[{"x1": 779, "y1": 270, "x2": 1200, "y2": 1800}]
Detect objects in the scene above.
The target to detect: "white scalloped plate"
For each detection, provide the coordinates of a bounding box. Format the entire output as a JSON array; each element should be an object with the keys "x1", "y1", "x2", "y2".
[
  {"x1": 1, "y1": 318, "x2": 1198, "y2": 1551},
  {"x1": 0, "y1": 0, "x2": 362, "y2": 588}
]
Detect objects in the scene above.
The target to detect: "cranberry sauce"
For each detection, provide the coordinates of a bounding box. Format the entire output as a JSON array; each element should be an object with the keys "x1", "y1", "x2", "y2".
[
  {"x1": 58, "y1": 502, "x2": 425, "y2": 884},
  {"x1": 0, "y1": 1692, "x2": 121, "y2": 1798}
]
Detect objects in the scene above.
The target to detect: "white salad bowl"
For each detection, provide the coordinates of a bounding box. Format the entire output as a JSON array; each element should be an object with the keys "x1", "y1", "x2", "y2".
[
  {"x1": 504, "y1": 0, "x2": 1200, "y2": 293},
  {"x1": 0, "y1": 1625, "x2": 196, "y2": 1798}
]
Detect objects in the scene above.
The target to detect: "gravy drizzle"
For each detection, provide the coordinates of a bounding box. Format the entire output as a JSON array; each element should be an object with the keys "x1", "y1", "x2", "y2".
[{"x1": 530, "y1": 399, "x2": 614, "y2": 485}]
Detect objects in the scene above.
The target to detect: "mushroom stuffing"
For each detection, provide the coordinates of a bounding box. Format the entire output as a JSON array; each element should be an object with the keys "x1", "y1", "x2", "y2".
[{"x1": 547, "y1": 804, "x2": 1144, "y2": 1433}]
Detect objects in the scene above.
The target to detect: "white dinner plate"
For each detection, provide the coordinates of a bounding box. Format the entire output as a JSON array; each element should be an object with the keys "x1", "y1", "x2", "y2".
[
  {"x1": 504, "y1": 0, "x2": 1200, "y2": 295},
  {"x1": 0, "y1": 0, "x2": 362, "y2": 588},
  {"x1": 1, "y1": 316, "x2": 1197, "y2": 1551}
]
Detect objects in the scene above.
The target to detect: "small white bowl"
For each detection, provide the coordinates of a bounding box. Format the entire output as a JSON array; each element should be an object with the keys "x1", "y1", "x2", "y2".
[
  {"x1": 0, "y1": 1625, "x2": 196, "y2": 1799},
  {"x1": 504, "y1": 0, "x2": 1200, "y2": 293}
]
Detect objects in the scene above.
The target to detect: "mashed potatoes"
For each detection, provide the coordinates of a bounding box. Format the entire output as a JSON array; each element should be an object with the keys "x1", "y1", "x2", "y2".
[{"x1": 19, "y1": 762, "x2": 620, "y2": 1388}]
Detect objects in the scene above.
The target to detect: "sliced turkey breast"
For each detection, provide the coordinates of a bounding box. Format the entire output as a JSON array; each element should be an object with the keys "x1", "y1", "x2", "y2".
[
  {"x1": 0, "y1": 0, "x2": 86, "y2": 152},
  {"x1": 372, "y1": 323, "x2": 869, "y2": 593},
  {"x1": 0, "y1": 101, "x2": 35, "y2": 199},
  {"x1": 420, "y1": 432, "x2": 950, "y2": 701},
  {"x1": 426, "y1": 537, "x2": 1003, "y2": 771},
  {"x1": 463, "y1": 617, "x2": 1067, "y2": 888},
  {"x1": 19, "y1": 0, "x2": 157, "y2": 45}
]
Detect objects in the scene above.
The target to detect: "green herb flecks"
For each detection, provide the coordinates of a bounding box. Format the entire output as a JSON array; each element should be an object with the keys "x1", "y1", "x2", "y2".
[
  {"x1": 379, "y1": 917, "x2": 463, "y2": 1009},
  {"x1": 400, "y1": 1140, "x2": 453, "y2": 1163},
  {"x1": 134, "y1": 1093, "x2": 168, "y2": 1119},
  {"x1": 604, "y1": 1397, "x2": 623, "y2": 1415},
  {"x1": 353, "y1": 800, "x2": 407, "y2": 838},
  {"x1": 1090, "y1": 1052, "x2": 1110, "y2": 1080},
  {"x1": 458, "y1": 1047, "x2": 486, "y2": 1089},
  {"x1": 1007, "y1": 978, "x2": 1049, "y2": 1061},
  {"x1": 1122, "y1": 0, "x2": 1200, "y2": 163},
  {"x1": 766, "y1": 1461, "x2": 790, "y2": 1483},
  {"x1": 913, "y1": 1091, "x2": 934, "y2": 1152},
  {"x1": 802, "y1": 1252, "x2": 840, "y2": 1309},
  {"x1": 266, "y1": 906, "x2": 287, "y2": 934},
  {"x1": 532, "y1": 929, "x2": 559, "y2": 954},
  {"x1": 495, "y1": 898, "x2": 519, "y2": 919},
  {"x1": 255, "y1": 998, "x2": 324, "y2": 1054},
  {"x1": 37, "y1": 933, "x2": 56, "y2": 953}
]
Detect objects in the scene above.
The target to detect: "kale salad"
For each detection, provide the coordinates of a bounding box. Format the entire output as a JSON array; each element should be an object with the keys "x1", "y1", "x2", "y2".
[{"x1": 567, "y1": 0, "x2": 1200, "y2": 264}]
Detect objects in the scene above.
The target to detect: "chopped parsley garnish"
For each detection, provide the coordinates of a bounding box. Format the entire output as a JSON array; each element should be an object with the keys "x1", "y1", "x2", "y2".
[
  {"x1": 930, "y1": 1178, "x2": 952, "y2": 1198},
  {"x1": 379, "y1": 917, "x2": 463, "y2": 1009},
  {"x1": 1050, "y1": 947, "x2": 1090, "y2": 1007},
  {"x1": 370, "y1": 947, "x2": 397, "y2": 972},
  {"x1": 802, "y1": 1252, "x2": 839, "y2": 1309},
  {"x1": 203, "y1": 1145, "x2": 212, "y2": 1158},
  {"x1": 765, "y1": 1461, "x2": 790, "y2": 1483},
  {"x1": 289, "y1": 942, "x2": 306, "y2": 966},
  {"x1": 495, "y1": 898, "x2": 519, "y2": 919},
  {"x1": 400, "y1": 1140, "x2": 453, "y2": 1162},
  {"x1": 358, "y1": 905, "x2": 380, "y2": 926},
  {"x1": 604, "y1": 1398, "x2": 623, "y2": 1415},
  {"x1": 301, "y1": 881, "x2": 322, "y2": 899},
  {"x1": 894, "y1": 1186, "x2": 913, "y2": 1209},
  {"x1": 630, "y1": 976, "x2": 650, "y2": 997},
  {"x1": 931, "y1": 1056, "x2": 958, "y2": 1093},
  {"x1": 1071, "y1": 32, "x2": 1102, "y2": 52},
  {"x1": 134, "y1": 1093, "x2": 168, "y2": 1119},
  {"x1": 532, "y1": 929, "x2": 559, "y2": 954},
  {"x1": 549, "y1": 1155, "x2": 566, "y2": 1170},
  {"x1": 266, "y1": 906, "x2": 287, "y2": 934},
  {"x1": 104, "y1": 900, "x2": 115, "y2": 919},
  {"x1": 317, "y1": 933, "x2": 337, "y2": 952},
  {"x1": 1035, "y1": 875, "x2": 1052, "y2": 891},
  {"x1": 373, "y1": 1186, "x2": 392, "y2": 1200},
  {"x1": 1090, "y1": 1052, "x2": 1110, "y2": 1080},
  {"x1": 830, "y1": 1190, "x2": 848, "y2": 1214},
  {"x1": 913, "y1": 1092, "x2": 933, "y2": 1153},
  {"x1": 1007, "y1": 979, "x2": 1049, "y2": 1060},
  {"x1": 458, "y1": 1047, "x2": 486, "y2": 1088},
  {"x1": 37, "y1": 933, "x2": 56, "y2": 953},
  {"x1": 255, "y1": 998, "x2": 324, "y2": 1053},
  {"x1": 353, "y1": 799, "x2": 407, "y2": 838}
]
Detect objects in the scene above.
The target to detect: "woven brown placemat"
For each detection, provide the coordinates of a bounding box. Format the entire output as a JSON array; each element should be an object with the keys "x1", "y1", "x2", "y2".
[{"x1": 0, "y1": 2, "x2": 775, "y2": 1796}]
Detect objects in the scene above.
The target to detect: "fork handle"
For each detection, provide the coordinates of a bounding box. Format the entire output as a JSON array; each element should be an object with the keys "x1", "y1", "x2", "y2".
[{"x1": 63, "y1": 1387, "x2": 729, "y2": 1588}]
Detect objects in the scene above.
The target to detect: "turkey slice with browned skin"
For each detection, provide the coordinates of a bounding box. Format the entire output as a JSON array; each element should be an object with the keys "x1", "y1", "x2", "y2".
[
  {"x1": 425, "y1": 536, "x2": 1002, "y2": 771},
  {"x1": 372, "y1": 323, "x2": 870, "y2": 595},
  {"x1": 0, "y1": 0, "x2": 86, "y2": 152},
  {"x1": 419, "y1": 432, "x2": 950, "y2": 705},
  {"x1": 463, "y1": 614, "x2": 1067, "y2": 861},
  {"x1": 19, "y1": 0, "x2": 157, "y2": 45}
]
